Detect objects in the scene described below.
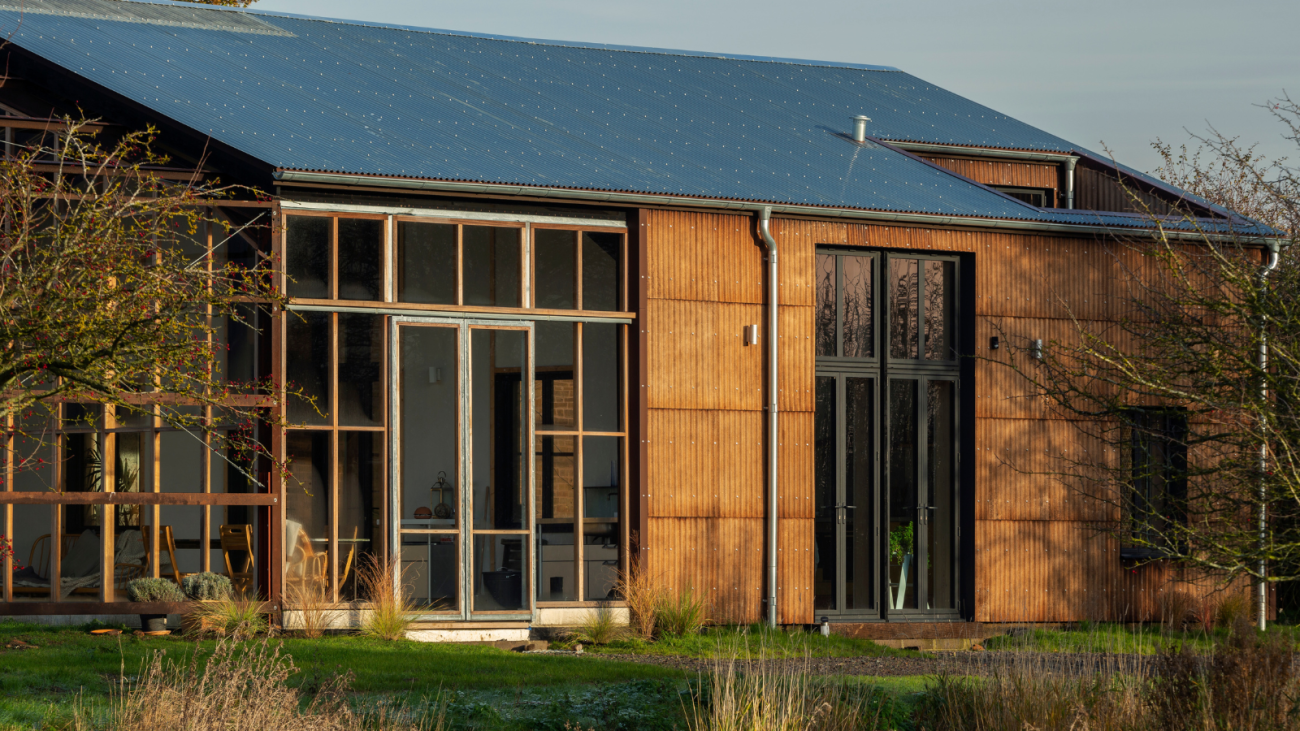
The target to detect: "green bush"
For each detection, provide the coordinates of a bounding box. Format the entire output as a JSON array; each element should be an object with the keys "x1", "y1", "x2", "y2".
[
  {"x1": 182, "y1": 572, "x2": 232, "y2": 601},
  {"x1": 655, "y1": 586, "x2": 708, "y2": 637},
  {"x1": 126, "y1": 577, "x2": 185, "y2": 603}
]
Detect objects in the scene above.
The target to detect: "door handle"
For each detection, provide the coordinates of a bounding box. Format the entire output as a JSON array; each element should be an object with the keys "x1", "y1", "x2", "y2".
[{"x1": 833, "y1": 504, "x2": 856, "y2": 510}]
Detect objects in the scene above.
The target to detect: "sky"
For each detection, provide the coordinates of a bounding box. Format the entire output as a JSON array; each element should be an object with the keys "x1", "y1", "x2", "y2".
[{"x1": 254, "y1": 0, "x2": 1300, "y2": 175}]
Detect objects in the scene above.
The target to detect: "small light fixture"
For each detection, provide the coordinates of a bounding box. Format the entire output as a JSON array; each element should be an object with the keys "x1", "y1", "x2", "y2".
[
  {"x1": 429, "y1": 366, "x2": 443, "y2": 384},
  {"x1": 1031, "y1": 339, "x2": 1044, "y2": 360},
  {"x1": 744, "y1": 324, "x2": 759, "y2": 346},
  {"x1": 990, "y1": 336, "x2": 1000, "y2": 350}
]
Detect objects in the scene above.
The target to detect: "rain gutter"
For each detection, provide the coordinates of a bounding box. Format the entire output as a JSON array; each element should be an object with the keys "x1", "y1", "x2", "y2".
[{"x1": 272, "y1": 170, "x2": 1257, "y2": 243}]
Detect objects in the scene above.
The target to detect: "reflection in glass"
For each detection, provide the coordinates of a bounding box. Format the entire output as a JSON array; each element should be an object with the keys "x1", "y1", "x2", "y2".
[
  {"x1": 927, "y1": 381, "x2": 956, "y2": 610},
  {"x1": 285, "y1": 216, "x2": 331, "y2": 299},
  {"x1": 813, "y1": 375, "x2": 836, "y2": 611},
  {"x1": 286, "y1": 311, "x2": 330, "y2": 426},
  {"x1": 583, "y1": 437, "x2": 620, "y2": 601},
  {"x1": 815, "y1": 254, "x2": 836, "y2": 357},
  {"x1": 924, "y1": 260, "x2": 953, "y2": 361},
  {"x1": 582, "y1": 231, "x2": 621, "y2": 311},
  {"x1": 400, "y1": 327, "x2": 458, "y2": 528},
  {"x1": 474, "y1": 534, "x2": 528, "y2": 611},
  {"x1": 337, "y1": 218, "x2": 383, "y2": 301},
  {"x1": 285, "y1": 431, "x2": 330, "y2": 596},
  {"x1": 337, "y1": 314, "x2": 383, "y2": 427},
  {"x1": 538, "y1": 524, "x2": 575, "y2": 601},
  {"x1": 534, "y1": 229, "x2": 576, "y2": 309},
  {"x1": 537, "y1": 436, "x2": 576, "y2": 521},
  {"x1": 583, "y1": 323, "x2": 619, "y2": 432},
  {"x1": 9, "y1": 504, "x2": 53, "y2": 600},
  {"x1": 402, "y1": 534, "x2": 458, "y2": 611},
  {"x1": 339, "y1": 432, "x2": 380, "y2": 601},
  {"x1": 62, "y1": 432, "x2": 101, "y2": 534},
  {"x1": 535, "y1": 322, "x2": 575, "y2": 431},
  {"x1": 888, "y1": 380, "x2": 917, "y2": 610},
  {"x1": 845, "y1": 378, "x2": 873, "y2": 610},
  {"x1": 472, "y1": 329, "x2": 527, "y2": 530},
  {"x1": 219, "y1": 304, "x2": 260, "y2": 386},
  {"x1": 843, "y1": 256, "x2": 873, "y2": 359},
  {"x1": 889, "y1": 258, "x2": 919, "y2": 360},
  {"x1": 160, "y1": 431, "x2": 202, "y2": 493},
  {"x1": 463, "y1": 226, "x2": 520, "y2": 307},
  {"x1": 398, "y1": 222, "x2": 457, "y2": 305}
]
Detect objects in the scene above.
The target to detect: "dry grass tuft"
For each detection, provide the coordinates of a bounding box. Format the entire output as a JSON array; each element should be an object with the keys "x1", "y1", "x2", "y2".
[
  {"x1": 285, "y1": 581, "x2": 339, "y2": 639},
  {"x1": 615, "y1": 563, "x2": 664, "y2": 640},
  {"x1": 575, "y1": 601, "x2": 622, "y2": 645},
  {"x1": 1215, "y1": 591, "x2": 1251, "y2": 630},
  {"x1": 1157, "y1": 590, "x2": 1197, "y2": 631},
  {"x1": 109, "y1": 638, "x2": 444, "y2": 730},
  {"x1": 357, "y1": 554, "x2": 414, "y2": 641},
  {"x1": 187, "y1": 591, "x2": 269, "y2": 639},
  {"x1": 687, "y1": 638, "x2": 896, "y2": 731}
]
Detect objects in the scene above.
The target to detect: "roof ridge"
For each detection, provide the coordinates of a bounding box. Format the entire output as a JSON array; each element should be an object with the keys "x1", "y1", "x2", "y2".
[{"x1": 113, "y1": 0, "x2": 903, "y2": 72}]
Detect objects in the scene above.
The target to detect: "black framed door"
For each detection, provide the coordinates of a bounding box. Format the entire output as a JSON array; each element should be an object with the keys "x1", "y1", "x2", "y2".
[{"x1": 814, "y1": 248, "x2": 962, "y2": 620}]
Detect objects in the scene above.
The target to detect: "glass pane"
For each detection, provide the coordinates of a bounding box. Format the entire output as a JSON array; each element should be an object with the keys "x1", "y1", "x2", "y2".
[
  {"x1": 10, "y1": 504, "x2": 53, "y2": 600},
  {"x1": 583, "y1": 436, "x2": 620, "y2": 601},
  {"x1": 400, "y1": 326, "x2": 458, "y2": 529},
  {"x1": 815, "y1": 254, "x2": 836, "y2": 357},
  {"x1": 160, "y1": 430, "x2": 203, "y2": 493},
  {"x1": 109, "y1": 519, "x2": 148, "y2": 602},
  {"x1": 889, "y1": 258, "x2": 919, "y2": 360},
  {"x1": 214, "y1": 506, "x2": 262, "y2": 598},
  {"x1": 337, "y1": 314, "x2": 383, "y2": 427},
  {"x1": 582, "y1": 323, "x2": 620, "y2": 432},
  {"x1": 924, "y1": 260, "x2": 953, "y2": 361},
  {"x1": 339, "y1": 432, "x2": 381, "y2": 602},
  {"x1": 843, "y1": 256, "x2": 874, "y2": 359},
  {"x1": 845, "y1": 378, "x2": 873, "y2": 610},
  {"x1": 472, "y1": 329, "x2": 527, "y2": 530},
  {"x1": 285, "y1": 431, "x2": 331, "y2": 597},
  {"x1": 926, "y1": 381, "x2": 956, "y2": 610},
  {"x1": 582, "y1": 231, "x2": 621, "y2": 311},
  {"x1": 219, "y1": 304, "x2": 260, "y2": 386},
  {"x1": 536, "y1": 436, "x2": 576, "y2": 521},
  {"x1": 286, "y1": 311, "x2": 331, "y2": 426},
  {"x1": 538, "y1": 524, "x2": 575, "y2": 601},
  {"x1": 402, "y1": 534, "x2": 458, "y2": 611},
  {"x1": 63, "y1": 404, "x2": 101, "y2": 430},
  {"x1": 473, "y1": 534, "x2": 528, "y2": 612},
  {"x1": 888, "y1": 380, "x2": 918, "y2": 610},
  {"x1": 337, "y1": 218, "x2": 383, "y2": 301},
  {"x1": 62, "y1": 433, "x2": 102, "y2": 538},
  {"x1": 463, "y1": 226, "x2": 521, "y2": 307},
  {"x1": 13, "y1": 423, "x2": 55, "y2": 492},
  {"x1": 535, "y1": 322, "x2": 575, "y2": 431},
  {"x1": 534, "y1": 229, "x2": 576, "y2": 309},
  {"x1": 285, "y1": 216, "x2": 331, "y2": 299},
  {"x1": 398, "y1": 221, "x2": 457, "y2": 305},
  {"x1": 813, "y1": 375, "x2": 836, "y2": 612}
]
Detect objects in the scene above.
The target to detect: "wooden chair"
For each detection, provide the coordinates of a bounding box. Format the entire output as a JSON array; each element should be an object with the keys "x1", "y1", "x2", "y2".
[
  {"x1": 12, "y1": 533, "x2": 78, "y2": 597},
  {"x1": 287, "y1": 525, "x2": 326, "y2": 593},
  {"x1": 151, "y1": 525, "x2": 185, "y2": 585},
  {"x1": 219, "y1": 524, "x2": 255, "y2": 594}
]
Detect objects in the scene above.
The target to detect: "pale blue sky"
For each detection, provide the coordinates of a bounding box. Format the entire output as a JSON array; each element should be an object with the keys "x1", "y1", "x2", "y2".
[{"x1": 256, "y1": 0, "x2": 1299, "y2": 174}]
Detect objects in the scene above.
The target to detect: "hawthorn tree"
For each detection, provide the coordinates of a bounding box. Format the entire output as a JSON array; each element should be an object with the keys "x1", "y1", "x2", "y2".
[
  {"x1": 997, "y1": 97, "x2": 1299, "y2": 628},
  {"x1": 0, "y1": 119, "x2": 288, "y2": 482}
]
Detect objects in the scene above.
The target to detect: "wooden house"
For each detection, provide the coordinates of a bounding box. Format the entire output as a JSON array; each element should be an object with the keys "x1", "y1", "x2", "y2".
[{"x1": 0, "y1": 0, "x2": 1272, "y2": 639}]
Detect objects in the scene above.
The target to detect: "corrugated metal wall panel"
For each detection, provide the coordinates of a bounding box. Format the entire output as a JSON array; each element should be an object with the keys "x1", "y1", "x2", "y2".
[
  {"x1": 718, "y1": 303, "x2": 764, "y2": 411},
  {"x1": 779, "y1": 305, "x2": 815, "y2": 413},
  {"x1": 646, "y1": 299, "x2": 719, "y2": 411},
  {"x1": 779, "y1": 518, "x2": 814, "y2": 624},
  {"x1": 647, "y1": 409, "x2": 720, "y2": 519},
  {"x1": 718, "y1": 410, "x2": 764, "y2": 519},
  {"x1": 779, "y1": 411, "x2": 814, "y2": 520},
  {"x1": 920, "y1": 156, "x2": 1059, "y2": 191}
]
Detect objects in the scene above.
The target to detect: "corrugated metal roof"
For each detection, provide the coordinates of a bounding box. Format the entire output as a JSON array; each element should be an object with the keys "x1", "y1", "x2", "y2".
[{"x1": 0, "y1": 0, "x2": 1255, "y2": 232}]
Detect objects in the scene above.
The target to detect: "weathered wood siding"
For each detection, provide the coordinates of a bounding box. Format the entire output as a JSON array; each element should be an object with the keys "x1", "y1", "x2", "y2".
[
  {"x1": 641, "y1": 209, "x2": 1236, "y2": 625},
  {"x1": 918, "y1": 155, "x2": 1059, "y2": 194}
]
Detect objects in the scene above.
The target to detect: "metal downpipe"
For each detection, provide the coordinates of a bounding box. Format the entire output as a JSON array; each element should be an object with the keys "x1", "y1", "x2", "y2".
[
  {"x1": 1258, "y1": 241, "x2": 1281, "y2": 629},
  {"x1": 757, "y1": 206, "x2": 780, "y2": 628}
]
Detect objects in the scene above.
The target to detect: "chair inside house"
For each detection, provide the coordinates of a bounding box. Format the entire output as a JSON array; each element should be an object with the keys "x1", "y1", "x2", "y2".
[
  {"x1": 11, "y1": 528, "x2": 148, "y2": 599},
  {"x1": 219, "y1": 524, "x2": 255, "y2": 595},
  {"x1": 153, "y1": 525, "x2": 185, "y2": 586},
  {"x1": 284, "y1": 519, "x2": 327, "y2": 593}
]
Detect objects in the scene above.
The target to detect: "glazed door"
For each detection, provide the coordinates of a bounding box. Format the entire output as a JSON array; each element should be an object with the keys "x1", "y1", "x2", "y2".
[
  {"x1": 813, "y1": 373, "x2": 878, "y2": 618},
  {"x1": 392, "y1": 318, "x2": 533, "y2": 621}
]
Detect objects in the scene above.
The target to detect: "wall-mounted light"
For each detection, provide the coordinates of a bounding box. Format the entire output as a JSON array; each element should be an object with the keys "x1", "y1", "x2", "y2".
[
  {"x1": 744, "y1": 324, "x2": 759, "y2": 346},
  {"x1": 1031, "y1": 339, "x2": 1044, "y2": 361},
  {"x1": 429, "y1": 366, "x2": 443, "y2": 384},
  {"x1": 990, "y1": 336, "x2": 1000, "y2": 350}
]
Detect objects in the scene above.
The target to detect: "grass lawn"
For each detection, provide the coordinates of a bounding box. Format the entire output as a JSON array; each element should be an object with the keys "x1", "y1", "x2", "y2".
[
  {"x1": 982, "y1": 621, "x2": 1300, "y2": 655},
  {"x1": 0, "y1": 620, "x2": 688, "y2": 729},
  {"x1": 584, "y1": 623, "x2": 915, "y2": 659}
]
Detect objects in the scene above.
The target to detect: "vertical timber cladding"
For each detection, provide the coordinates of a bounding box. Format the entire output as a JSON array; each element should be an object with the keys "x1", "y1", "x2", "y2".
[
  {"x1": 917, "y1": 156, "x2": 1060, "y2": 194},
  {"x1": 643, "y1": 208, "x2": 1231, "y2": 626}
]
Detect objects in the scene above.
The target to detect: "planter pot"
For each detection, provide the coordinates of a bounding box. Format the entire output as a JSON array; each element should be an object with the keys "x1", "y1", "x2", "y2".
[{"x1": 138, "y1": 614, "x2": 168, "y2": 632}]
